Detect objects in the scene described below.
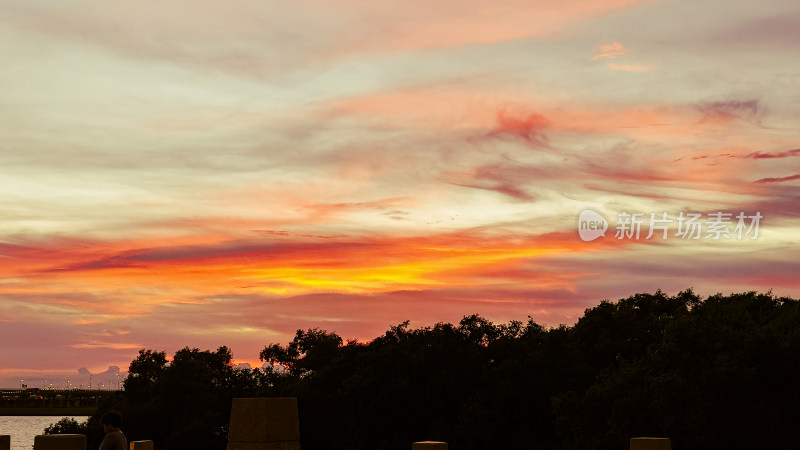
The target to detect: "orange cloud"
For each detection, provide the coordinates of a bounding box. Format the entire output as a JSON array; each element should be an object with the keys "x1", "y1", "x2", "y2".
[
  {"x1": 593, "y1": 40, "x2": 627, "y2": 60},
  {"x1": 0, "y1": 228, "x2": 631, "y2": 321},
  {"x1": 606, "y1": 62, "x2": 653, "y2": 72}
]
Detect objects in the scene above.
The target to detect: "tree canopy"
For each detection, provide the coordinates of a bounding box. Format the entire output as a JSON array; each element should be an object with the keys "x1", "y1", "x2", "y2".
[{"x1": 73, "y1": 289, "x2": 800, "y2": 449}]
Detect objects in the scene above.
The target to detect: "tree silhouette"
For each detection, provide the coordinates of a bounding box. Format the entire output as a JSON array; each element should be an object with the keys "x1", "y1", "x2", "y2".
[{"x1": 77, "y1": 290, "x2": 800, "y2": 450}]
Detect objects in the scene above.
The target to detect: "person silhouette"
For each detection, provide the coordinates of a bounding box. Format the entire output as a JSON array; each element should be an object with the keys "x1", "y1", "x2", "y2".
[{"x1": 99, "y1": 410, "x2": 128, "y2": 450}]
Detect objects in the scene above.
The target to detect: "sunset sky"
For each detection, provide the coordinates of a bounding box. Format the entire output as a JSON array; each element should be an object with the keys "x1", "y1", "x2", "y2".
[{"x1": 1, "y1": 0, "x2": 799, "y2": 386}]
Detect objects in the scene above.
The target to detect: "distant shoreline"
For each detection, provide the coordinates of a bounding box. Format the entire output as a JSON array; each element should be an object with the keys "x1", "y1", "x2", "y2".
[{"x1": 0, "y1": 408, "x2": 96, "y2": 416}]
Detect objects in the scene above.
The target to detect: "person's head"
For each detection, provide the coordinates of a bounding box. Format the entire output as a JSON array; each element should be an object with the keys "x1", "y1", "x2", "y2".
[{"x1": 101, "y1": 410, "x2": 123, "y2": 432}]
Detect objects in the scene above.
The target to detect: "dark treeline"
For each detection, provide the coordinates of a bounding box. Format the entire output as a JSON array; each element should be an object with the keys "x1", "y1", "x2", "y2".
[{"x1": 69, "y1": 290, "x2": 800, "y2": 449}]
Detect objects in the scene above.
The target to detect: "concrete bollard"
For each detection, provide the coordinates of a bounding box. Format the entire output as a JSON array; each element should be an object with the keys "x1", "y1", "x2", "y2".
[
  {"x1": 630, "y1": 437, "x2": 671, "y2": 450},
  {"x1": 33, "y1": 434, "x2": 87, "y2": 450},
  {"x1": 0, "y1": 435, "x2": 9, "y2": 450},
  {"x1": 412, "y1": 442, "x2": 448, "y2": 450},
  {"x1": 227, "y1": 398, "x2": 301, "y2": 450},
  {"x1": 130, "y1": 440, "x2": 155, "y2": 450}
]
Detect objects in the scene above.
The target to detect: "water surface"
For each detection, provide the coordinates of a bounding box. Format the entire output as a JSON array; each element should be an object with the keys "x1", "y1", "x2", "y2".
[{"x1": 0, "y1": 416, "x2": 88, "y2": 450}]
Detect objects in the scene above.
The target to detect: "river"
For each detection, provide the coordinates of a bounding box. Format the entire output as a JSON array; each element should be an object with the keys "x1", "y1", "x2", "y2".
[{"x1": 0, "y1": 416, "x2": 88, "y2": 450}]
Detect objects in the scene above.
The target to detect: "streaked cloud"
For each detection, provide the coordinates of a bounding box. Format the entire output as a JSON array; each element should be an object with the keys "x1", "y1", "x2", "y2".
[
  {"x1": 755, "y1": 174, "x2": 800, "y2": 184},
  {"x1": 1, "y1": 0, "x2": 799, "y2": 381},
  {"x1": 697, "y1": 99, "x2": 765, "y2": 123}
]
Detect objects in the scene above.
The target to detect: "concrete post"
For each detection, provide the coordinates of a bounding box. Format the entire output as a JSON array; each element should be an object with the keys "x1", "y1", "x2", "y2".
[
  {"x1": 412, "y1": 442, "x2": 448, "y2": 450},
  {"x1": 227, "y1": 398, "x2": 301, "y2": 450},
  {"x1": 130, "y1": 440, "x2": 155, "y2": 450},
  {"x1": 630, "y1": 437, "x2": 671, "y2": 450},
  {"x1": 33, "y1": 434, "x2": 87, "y2": 450},
  {"x1": 0, "y1": 435, "x2": 9, "y2": 450}
]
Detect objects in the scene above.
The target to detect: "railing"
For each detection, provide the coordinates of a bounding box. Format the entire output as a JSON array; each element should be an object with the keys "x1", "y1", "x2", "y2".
[
  {"x1": 0, "y1": 435, "x2": 154, "y2": 450},
  {"x1": 1, "y1": 397, "x2": 673, "y2": 450},
  {"x1": 0, "y1": 389, "x2": 116, "y2": 410}
]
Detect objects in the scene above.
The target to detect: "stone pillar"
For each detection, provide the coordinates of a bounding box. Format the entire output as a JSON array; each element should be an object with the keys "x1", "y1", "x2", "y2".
[
  {"x1": 412, "y1": 442, "x2": 448, "y2": 450},
  {"x1": 0, "y1": 435, "x2": 9, "y2": 450},
  {"x1": 227, "y1": 398, "x2": 301, "y2": 450},
  {"x1": 130, "y1": 440, "x2": 155, "y2": 450},
  {"x1": 630, "y1": 437, "x2": 671, "y2": 450},
  {"x1": 33, "y1": 434, "x2": 87, "y2": 450}
]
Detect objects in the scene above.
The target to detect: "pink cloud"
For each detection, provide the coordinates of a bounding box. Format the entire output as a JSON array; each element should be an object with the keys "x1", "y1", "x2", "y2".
[
  {"x1": 484, "y1": 107, "x2": 551, "y2": 147},
  {"x1": 755, "y1": 174, "x2": 800, "y2": 184},
  {"x1": 593, "y1": 40, "x2": 627, "y2": 60},
  {"x1": 606, "y1": 62, "x2": 653, "y2": 72},
  {"x1": 309, "y1": 0, "x2": 652, "y2": 53},
  {"x1": 696, "y1": 99, "x2": 764, "y2": 124}
]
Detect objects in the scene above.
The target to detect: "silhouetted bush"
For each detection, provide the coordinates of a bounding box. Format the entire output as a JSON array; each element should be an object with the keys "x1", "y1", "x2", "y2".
[
  {"x1": 44, "y1": 417, "x2": 88, "y2": 435},
  {"x1": 80, "y1": 289, "x2": 800, "y2": 449}
]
